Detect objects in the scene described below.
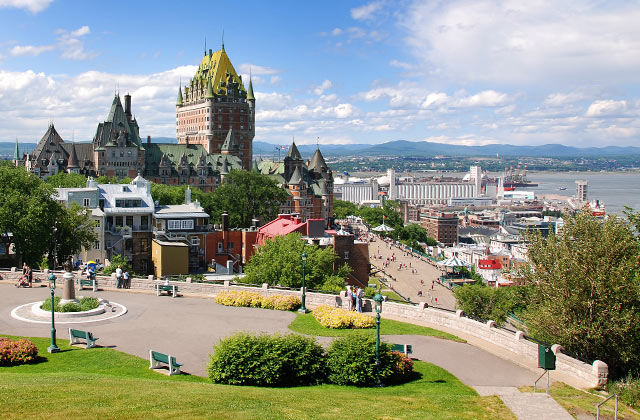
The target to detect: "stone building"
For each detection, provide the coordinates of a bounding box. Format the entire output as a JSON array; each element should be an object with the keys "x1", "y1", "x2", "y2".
[
  {"x1": 176, "y1": 44, "x2": 255, "y2": 170},
  {"x1": 257, "y1": 142, "x2": 333, "y2": 223},
  {"x1": 421, "y1": 210, "x2": 459, "y2": 246}
]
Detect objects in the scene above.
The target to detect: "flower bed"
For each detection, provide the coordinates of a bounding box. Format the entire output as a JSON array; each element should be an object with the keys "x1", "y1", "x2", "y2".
[
  {"x1": 0, "y1": 337, "x2": 38, "y2": 366},
  {"x1": 312, "y1": 305, "x2": 375, "y2": 329},
  {"x1": 215, "y1": 290, "x2": 300, "y2": 311}
]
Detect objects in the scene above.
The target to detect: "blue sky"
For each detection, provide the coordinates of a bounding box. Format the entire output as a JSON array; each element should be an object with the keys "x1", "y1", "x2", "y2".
[{"x1": 1, "y1": 0, "x2": 640, "y2": 148}]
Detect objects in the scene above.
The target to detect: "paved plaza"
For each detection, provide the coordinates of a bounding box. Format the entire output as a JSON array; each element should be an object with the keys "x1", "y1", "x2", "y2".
[{"x1": 1, "y1": 282, "x2": 575, "y2": 419}]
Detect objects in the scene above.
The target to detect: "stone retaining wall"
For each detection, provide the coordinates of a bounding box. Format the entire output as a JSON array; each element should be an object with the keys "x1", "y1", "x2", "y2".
[{"x1": 0, "y1": 268, "x2": 607, "y2": 388}]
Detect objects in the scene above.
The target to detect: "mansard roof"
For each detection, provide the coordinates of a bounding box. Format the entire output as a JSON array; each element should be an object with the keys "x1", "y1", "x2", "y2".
[
  {"x1": 143, "y1": 143, "x2": 242, "y2": 177},
  {"x1": 67, "y1": 143, "x2": 79, "y2": 168},
  {"x1": 184, "y1": 47, "x2": 247, "y2": 100},
  {"x1": 32, "y1": 124, "x2": 66, "y2": 163}
]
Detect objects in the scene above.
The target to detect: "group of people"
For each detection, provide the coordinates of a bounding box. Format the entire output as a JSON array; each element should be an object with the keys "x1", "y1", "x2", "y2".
[
  {"x1": 346, "y1": 285, "x2": 364, "y2": 313},
  {"x1": 115, "y1": 265, "x2": 131, "y2": 289}
]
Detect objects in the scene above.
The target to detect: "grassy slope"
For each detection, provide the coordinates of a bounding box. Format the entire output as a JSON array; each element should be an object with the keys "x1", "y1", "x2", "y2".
[
  {"x1": 288, "y1": 312, "x2": 465, "y2": 342},
  {"x1": 0, "y1": 336, "x2": 512, "y2": 420}
]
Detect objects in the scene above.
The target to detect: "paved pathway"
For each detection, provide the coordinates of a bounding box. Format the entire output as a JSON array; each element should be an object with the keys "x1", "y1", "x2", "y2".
[
  {"x1": 370, "y1": 239, "x2": 457, "y2": 310},
  {"x1": 0, "y1": 283, "x2": 574, "y2": 419}
]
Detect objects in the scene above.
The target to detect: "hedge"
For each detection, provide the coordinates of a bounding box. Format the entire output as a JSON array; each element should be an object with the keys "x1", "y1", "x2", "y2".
[
  {"x1": 312, "y1": 305, "x2": 375, "y2": 329},
  {"x1": 215, "y1": 290, "x2": 300, "y2": 311}
]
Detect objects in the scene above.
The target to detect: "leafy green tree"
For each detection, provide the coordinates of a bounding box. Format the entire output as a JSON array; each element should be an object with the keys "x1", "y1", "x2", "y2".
[
  {"x1": 102, "y1": 254, "x2": 134, "y2": 275},
  {"x1": 522, "y1": 210, "x2": 640, "y2": 377},
  {"x1": 242, "y1": 233, "x2": 349, "y2": 289},
  {"x1": 0, "y1": 166, "x2": 60, "y2": 266},
  {"x1": 53, "y1": 202, "x2": 97, "y2": 266},
  {"x1": 333, "y1": 200, "x2": 358, "y2": 219},
  {"x1": 396, "y1": 223, "x2": 437, "y2": 247},
  {"x1": 150, "y1": 183, "x2": 189, "y2": 205},
  {"x1": 453, "y1": 283, "x2": 532, "y2": 324},
  {"x1": 209, "y1": 170, "x2": 288, "y2": 228},
  {"x1": 95, "y1": 175, "x2": 132, "y2": 184},
  {"x1": 45, "y1": 172, "x2": 87, "y2": 188}
]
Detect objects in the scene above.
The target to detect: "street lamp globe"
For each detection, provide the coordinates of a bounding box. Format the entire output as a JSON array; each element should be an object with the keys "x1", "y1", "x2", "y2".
[
  {"x1": 47, "y1": 273, "x2": 56, "y2": 289},
  {"x1": 373, "y1": 292, "x2": 384, "y2": 314},
  {"x1": 301, "y1": 251, "x2": 308, "y2": 263}
]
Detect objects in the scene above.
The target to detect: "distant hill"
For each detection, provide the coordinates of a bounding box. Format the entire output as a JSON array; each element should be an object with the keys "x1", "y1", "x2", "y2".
[{"x1": 2, "y1": 139, "x2": 639, "y2": 160}]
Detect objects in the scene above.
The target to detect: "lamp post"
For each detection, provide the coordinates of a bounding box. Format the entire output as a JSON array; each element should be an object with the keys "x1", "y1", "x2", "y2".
[
  {"x1": 373, "y1": 291, "x2": 384, "y2": 387},
  {"x1": 47, "y1": 273, "x2": 60, "y2": 353},
  {"x1": 298, "y1": 250, "x2": 308, "y2": 313}
]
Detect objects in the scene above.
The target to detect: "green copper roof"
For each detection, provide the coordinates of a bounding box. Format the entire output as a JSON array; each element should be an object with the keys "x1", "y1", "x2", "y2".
[
  {"x1": 288, "y1": 166, "x2": 302, "y2": 185},
  {"x1": 221, "y1": 129, "x2": 238, "y2": 152},
  {"x1": 205, "y1": 81, "x2": 214, "y2": 99},
  {"x1": 182, "y1": 47, "x2": 247, "y2": 101},
  {"x1": 143, "y1": 143, "x2": 242, "y2": 176},
  {"x1": 309, "y1": 148, "x2": 328, "y2": 172},
  {"x1": 13, "y1": 138, "x2": 19, "y2": 160},
  {"x1": 286, "y1": 142, "x2": 302, "y2": 160},
  {"x1": 177, "y1": 86, "x2": 183, "y2": 105},
  {"x1": 247, "y1": 78, "x2": 255, "y2": 101}
]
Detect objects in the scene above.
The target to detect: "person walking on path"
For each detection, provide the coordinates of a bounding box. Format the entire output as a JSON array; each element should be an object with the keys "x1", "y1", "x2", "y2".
[
  {"x1": 115, "y1": 265, "x2": 123, "y2": 289},
  {"x1": 347, "y1": 286, "x2": 354, "y2": 311},
  {"x1": 355, "y1": 287, "x2": 363, "y2": 313},
  {"x1": 26, "y1": 265, "x2": 33, "y2": 287},
  {"x1": 123, "y1": 269, "x2": 130, "y2": 289}
]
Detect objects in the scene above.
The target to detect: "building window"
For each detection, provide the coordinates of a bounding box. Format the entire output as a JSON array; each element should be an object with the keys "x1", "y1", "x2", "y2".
[
  {"x1": 344, "y1": 251, "x2": 349, "y2": 259},
  {"x1": 228, "y1": 242, "x2": 234, "y2": 249},
  {"x1": 181, "y1": 219, "x2": 194, "y2": 230},
  {"x1": 94, "y1": 220, "x2": 100, "y2": 228},
  {"x1": 126, "y1": 216, "x2": 133, "y2": 227},
  {"x1": 83, "y1": 198, "x2": 90, "y2": 207},
  {"x1": 140, "y1": 238, "x2": 148, "y2": 252},
  {"x1": 94, "y1": 241, "x2": 100, "y2": 250},
  {"x1": 191, "y1": 237, "x2": 200, "y2": 246},
  {"x1": 140, "y1": 216, "x2": 148, "y2": 230},
  {"x1": 168, "y1": 220, "x2": 181, "y2": 230}
]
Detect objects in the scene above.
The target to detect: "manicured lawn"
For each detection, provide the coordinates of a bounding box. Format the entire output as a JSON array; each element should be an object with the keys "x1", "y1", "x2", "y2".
[
  {"x1": 368, "y1": 277, "x2": 407, "y2": 302},
  {"x1": 288, "y1": 312, "x2": 465, "y2": 342},
  {"x1": 0, "y1": 335, "x2": 513, "y2": 419},
  {"x1": 520, "y1": 383, "x2": 640, "y2": 420}
]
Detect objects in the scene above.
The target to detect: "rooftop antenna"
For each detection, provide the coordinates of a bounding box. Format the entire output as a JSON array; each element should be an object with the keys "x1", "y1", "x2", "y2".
[
  {"x1": 316, "y1": 136, "x2": 319, "y2": 149},
  {"x1": 221, "y1": 29, "x2": 224, "y2": 50},
  {"x1": 204, "y1": 37, "x2": 207, "y2": 55}
]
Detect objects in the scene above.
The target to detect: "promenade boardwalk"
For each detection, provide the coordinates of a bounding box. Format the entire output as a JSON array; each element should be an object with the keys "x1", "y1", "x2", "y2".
[{"x1": 370, "y1": 239, "x2": 457, "y2": 310}]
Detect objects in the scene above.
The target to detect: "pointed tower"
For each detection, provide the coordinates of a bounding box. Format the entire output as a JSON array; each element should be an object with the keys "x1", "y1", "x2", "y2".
[
  {"x1": 177, "y1": 85, "x2": 183, "y2": 106},
  {"x1": 220, "y1": 128, "x2": 239, "y2": 155},
  {"x1": 67, "y1": 143, "x2": 80, "y2": 173},
  {"x1": 176, "y1": 45, "x2": 254, "y2": 169},
  {"x1": 284, "y1": 141, "x2": 303, "y2": 182},
  {"x1": 13, "y1": 138, "x2": 20, "y2": 167}
]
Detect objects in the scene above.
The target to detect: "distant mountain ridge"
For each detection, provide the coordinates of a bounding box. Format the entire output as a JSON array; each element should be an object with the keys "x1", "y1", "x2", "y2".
[{"x1": 2, "y1": 139, "x2": 639, "y2": 159}]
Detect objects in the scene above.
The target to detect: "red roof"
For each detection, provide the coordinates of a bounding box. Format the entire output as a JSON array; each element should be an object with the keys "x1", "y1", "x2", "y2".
[
  {"x1": 478, "y1": 259, "x2": 502, "y2": 270},
  {"x1": 256, "y1": 214, "x2": 307, "y2": 245}
]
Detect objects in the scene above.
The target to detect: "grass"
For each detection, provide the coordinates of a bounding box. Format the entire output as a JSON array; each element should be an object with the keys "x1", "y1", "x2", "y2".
[
  {"x1": 0, "y1": 335, "x2": 513, "y2": 419},
  {"x1": 368, "y1": 277, "x2": 408, "y2": 302},
  {"x1": 288, "y1": 312, "x2": 465, "y2": 342},
  {"x1": 519, "y1": 383, "x2": 640, "y2": 420}
]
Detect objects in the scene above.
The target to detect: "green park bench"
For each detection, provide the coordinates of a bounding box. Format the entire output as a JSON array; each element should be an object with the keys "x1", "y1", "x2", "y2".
[
  {"x1": 77, "y1": 278, "x2": 97, "y2": 292},
  {"x1": 149, "y1": 350, "x2": 183, "y2": 375},
  {"x1": 68, "y1": 328, "x2": 99, "y2": 349},
  {"x1": 392, "y1": 344, "x2": 413, "y2": 355},
  {"x1": 156, "y1": 283, "x2": 179, "y2": 298}
]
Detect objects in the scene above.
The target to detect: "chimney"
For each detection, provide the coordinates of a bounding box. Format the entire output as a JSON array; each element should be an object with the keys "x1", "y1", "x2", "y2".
[
  {"x1": 251, "y1": 218, "x2": 260, "y2": 229},
  {"x1": 124, "y1": 94, "x2": 132, "y2": 119},
  {"x1": 185, "y1": 187, "x2": 191, "y2": 204},
  {"x1": 147, "y1": 135, "x2": 151, "y2": 145},
  {"x1": 222, "y1": 212, "x2": 229, "y2": 232}
]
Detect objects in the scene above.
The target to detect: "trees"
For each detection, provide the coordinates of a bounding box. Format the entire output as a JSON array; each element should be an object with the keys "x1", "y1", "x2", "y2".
[
  {"x1": 209, "y1": 170, "x2": 288, "y2": 228},
  {"x1": 45, "y1": 172, "x2": 87, "y2": 188},
  {"x1": 242, "y1": 233, "x2": 350, "y2": 290},
  {"x1": 522, "y1": 210, "x2": 640, "y2": 377},
  {"x1": 0, "y1": 166, "x2": 96, "y2": 267},
  {"x1": 333, "y1": 200, "x2": 358, "y2": 219},
  {"x1": 0, "y1": 166, "x2": 60, "y2": 266}
]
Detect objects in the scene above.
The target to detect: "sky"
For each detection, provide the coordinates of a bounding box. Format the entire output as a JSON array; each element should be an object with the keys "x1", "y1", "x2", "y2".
[{"x1": 1, "y1": 0, "x2": 640, "y2": 148}]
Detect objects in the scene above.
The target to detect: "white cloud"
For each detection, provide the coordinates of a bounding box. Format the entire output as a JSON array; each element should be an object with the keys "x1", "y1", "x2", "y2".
[
  {"x1": 56, "y1": 25, "x2": 96, "y2": 60},
  {"x1": 237, "y1": 63, "x2": 281, "y2": 75},
  {"x1": 351, "y1": 1, "x2": 383, "y2": 20},
  {"x1": 70, "y1": 25, "x2": 90, "y2": 37},
  {"x1": 389, "y1": 59, "x2": 414, "y2": 70},
  {"x1": 585, "y1": 100, "x2": 628, "y2": 117},
  {"x1": 9, "y1": 44, "x2": 55, "y2": 56},
  {"x1": 403, "y1": 0, "x2": 640, "y2": 85},
  {"x1": 453, "y1": 90, "x2": 509, "y2": 107},
  {"x1": 0, "y1": 0, "x2": 52, "y2": 13},
  {"x1": 313, "y1": 79, "x2": 332, "y2": 95},
  {"x1": 544, "y1": 91, "x2": 590, "y2": 106}
]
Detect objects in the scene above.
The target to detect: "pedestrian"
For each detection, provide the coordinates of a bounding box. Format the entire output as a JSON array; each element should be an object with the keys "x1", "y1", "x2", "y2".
[
  {"x1": 123, "y1": 269, "x2": 130, "y2": 289},
  {"x1": 420, "y1": 279, "x2": 424, "y2": 285},
  {"x1": 417, "y1": 290, "x2": 422, "y2": 297},
  {"x1": 115, "y1": 265, "x2": 123, "y2": 289},
  {"x1": 435, "y1": 297, "x2": 438, "y2": 305},
  {"x1": 431, "y1": 280, "x2": 435, "y2": 290},
  {"x1": 355, "y1": 287, "x2": 363, "y2": 313},
  {"x1": 26, "y1": 265, "x2": 33, "y2": 288},
  {"x1": 347, "y1": 286, "x2": 354, "y2": 311}
]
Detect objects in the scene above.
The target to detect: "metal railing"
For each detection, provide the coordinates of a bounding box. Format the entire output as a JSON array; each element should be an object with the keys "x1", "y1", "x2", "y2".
[{"x1": 596, "y1": 393, "x2": 618, "y2": 419}]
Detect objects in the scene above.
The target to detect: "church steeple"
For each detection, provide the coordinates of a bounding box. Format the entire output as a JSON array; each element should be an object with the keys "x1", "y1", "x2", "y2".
[{"x1": 13, "y1": 137, "x2": 19, "y2": 161}]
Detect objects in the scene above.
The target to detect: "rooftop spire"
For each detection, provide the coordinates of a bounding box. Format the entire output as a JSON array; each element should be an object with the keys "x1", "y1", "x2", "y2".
[
  {"x1": 13, "y1": 137, "x2": 19, "y2": 161},
  {"x1": 177, "y1": 84, "x2": 183, "y2": 106},
  {"x1": 247, "y1": 75, "x2": 255, "y2": 101},
  {"x1": 221, "y1": 29, "x2": 225, "y2": 51}
]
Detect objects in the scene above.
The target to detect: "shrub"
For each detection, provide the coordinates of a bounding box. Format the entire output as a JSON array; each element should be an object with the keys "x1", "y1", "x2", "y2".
[
  {"x1": 326, "y1": 335, "x2": 395, "y2": 386},
  {"x1": 312, "y1": 305, "x2": 375, "y2": 329},
  {"x1": 41, "y1": 296, "x2": 99, "y2": 313},
  {"x1": 608, "y1": 374, "x2": 640, "y2": 408},
  {"x1": 207, "y1": 332, "x2": 326, "y2": 386},
  {"x1": 0, "y1": 338, "x2": 38, "y2": 366},
  {"x1": 387, "y1": 351, "x2": 415, "y2": 384},
  {"x1": 215, "y1": 290, "x2": 300, "y2": 311}
]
